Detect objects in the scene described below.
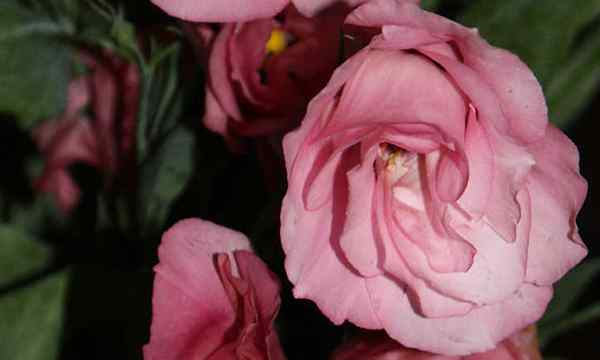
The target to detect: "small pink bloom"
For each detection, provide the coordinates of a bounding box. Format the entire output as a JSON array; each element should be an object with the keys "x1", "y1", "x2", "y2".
[
  {"x1": 199, "y1": 5, "x2": 345, "y2": 145},
  {"x1": 143, "y1": 219, "x2": 285, "y2": 360},
  {"x1": 152, "y1": 0, "x2": 370, "y2": 22},
  {"x1": 33, "y1": 51, "x2": 140, "y2": 213},
  {"x1": 280, "y1": 0, "x2": 587, "y2": 355},
  {"x1": 332, "y1": 327, "x2": 542, "y2": 360}
]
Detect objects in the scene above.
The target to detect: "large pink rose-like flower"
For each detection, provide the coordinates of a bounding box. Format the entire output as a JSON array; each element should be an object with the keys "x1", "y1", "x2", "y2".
[
  {"x1": 152, "y1": 0, "x2": 369, "y2": 22},
  {"x1": 332, "y1": 327, "x2": 542, "y2": 360},
  {"x1": 280, "y1": 0, "x2": 588, "y2": 355},
  {"x1": 143, "y1": 219, "x2": 285, "y2": 360},
  {"x1": 33, "y1": 51, "x2": 139, "y2": 213},
  {"x1": 199, "y1": 5, "x2": 344, "y2": 144}
]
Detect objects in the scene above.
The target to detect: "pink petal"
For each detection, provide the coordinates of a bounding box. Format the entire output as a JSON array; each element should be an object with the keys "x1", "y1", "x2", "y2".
[
  {"x1": 37, "y1": 170, "x2": 81, "y2": 214},
  {"x1": 330, "y1": 50, "x2": 467, "y2": 143},
  {"x1": 366, "y1": 276, "x2": 551, "y2": 356},
  {"x1": 339, "y1": 147, "x2": 381, "y2": 277},
  {"x1": 387, "y1": 188, "x2": 530, "y2": 306},
  {"x1": 457, "y1": 106, "x2": 494, "y2": 218},
  {"x1": 204, "y1": 88, "x2": 231, "y2": 137},
  {"x1": 525, "y1": 126, "x2": 588, "y2": 285},
  {"x1": 64, "y1": 77, "x2": 90, "y2": 116},
  {"x1": 387, "y1": 152, "x2": 475, "y2": 275},
  {"x1": 281, "y1": 153, "x2": 382, "y2": 328},
  {"x1": 151, "y1": 0, "x2": 287, "y2": 22},
  {"x1": 375, "y1": 172, "x2": 475, "y2": 318},
  {"x1": 292, "y1": 0, "x2": 373, "y2": 16},
  {"x1": 347, "y1": 0, "x2": 548, "y2": 143},
  {"x1": 229, "y1": 19, "x2": 278, "y2": 109},
  {"x1": 33, "y1": 117, "x2": 99, "y2": 213},
  {"x1": 207, "y1": 25, "x2": 242, "y2": 122},
  {"x1": 214, "y1": 252, "x2": 286, "y2": 360},
  {"x1": 143, "y1": 219, "x2": 251, "y2": 359},
  {"x1": 231, "y1": 251, "x2": 285, "y2": 360},
  {"x1": 435, "y1": 148, "x2": 469, "y2": 203}
]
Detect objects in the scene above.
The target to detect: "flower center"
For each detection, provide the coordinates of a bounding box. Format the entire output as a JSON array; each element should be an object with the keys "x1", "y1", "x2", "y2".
[
  {"x1": 265, "y1": 29, "x2": 291, "y2": 56},
  {"x1": 378, "y1": 143, "x2": 411, "y2": 182}
]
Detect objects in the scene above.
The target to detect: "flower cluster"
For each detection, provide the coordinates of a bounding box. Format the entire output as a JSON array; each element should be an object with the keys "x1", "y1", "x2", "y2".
[{"x1": 140, "y1": 0, "x2": 587, "y2": 358}]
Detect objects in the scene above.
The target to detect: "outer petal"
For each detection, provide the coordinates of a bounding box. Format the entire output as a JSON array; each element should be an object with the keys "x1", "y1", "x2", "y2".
[
  {"x1": 143, "y1": 219, "x2": 251, "y2": 360},
  {"x1": 33, "y1": 117, "x2": 99, "y2": 213},
  {"x1": 347, "y1": 0, "x2": 548, "y2": 143},
  {"x1": 281, "y1": 143, "x2": 382, "y2": 329},
  {"x1": 525, "y1": 126, "x2": 588, "y2": 285},
  {"x1": 151, "y1": 0, "x2": 287, "y2": 22},
  {"x1": 204, "y1": 88, "x2": 232, "y2": 137},
  {"x1": 282, "y1": 199, "x2": 382, "y2": 329},
  {"x1": 231, "y1": 251, "x2": 286, "y2": 360},
  {"x1": 207, "y1": 25, "x2": 243, "y2": 122},
  {"x1": 292, "y1": 0, "x2": 372, "y2": 17},
  {"x1": 366, "y1": 276, "x2": 551, "y2": 356}
]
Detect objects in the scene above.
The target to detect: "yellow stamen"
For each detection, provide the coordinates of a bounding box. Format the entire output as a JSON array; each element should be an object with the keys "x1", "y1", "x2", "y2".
[{"x1": 265, "y1": 29, "x2": 288, "y2": 55}]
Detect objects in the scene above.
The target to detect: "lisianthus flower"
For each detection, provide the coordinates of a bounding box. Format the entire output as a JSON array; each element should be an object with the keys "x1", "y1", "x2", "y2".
[
  {"x1": 280, "y1": 0, "x2": 587, "y2": 355},
  {"x1": 198, "y1": 5, "x2": 345, "y2": 145},
  {"x1": 143, "y1": 219, "x2": 285, "y2": 359},
  {"x1": 33, "y1": 51, "x2": 139, "y2": 213}
]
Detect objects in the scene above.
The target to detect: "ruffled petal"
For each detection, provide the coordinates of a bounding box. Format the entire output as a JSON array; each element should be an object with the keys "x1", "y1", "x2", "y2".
[
  {"x1": 347, "y1": 0, "x2": 548, "y2": 143},
  {"x1": 330, "y1": 50, "x2": 467, "y2": 143},
  {"x1": 457, "y1": 106, "x2": 494, "y2": 218},
  {"x1": 151, "y1": 0, "x2": 287, "y2": 22},
  {"x1": 525, "y1": 126, "x2": 588, "y2": 285},
  {"x1": 292, "y1": 0, "x2": 373, "y2": 17},
  {"x1": 207, "y1": 25, "x2": 243, "y2": 122},
  {"x1": 144, "y1": 219, "x2": 251, "y2": 360},
  {"x1": 366, "y1": 276, "x2": 551, "y2": 356},
  {"x1": 281, "y1": 146, "x2": 382, "y2": 328}
]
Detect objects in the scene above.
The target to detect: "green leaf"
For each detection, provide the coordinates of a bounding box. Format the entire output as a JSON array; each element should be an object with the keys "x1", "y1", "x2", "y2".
[
  {"x1": 539, "y1": 302, "x2": 600, "y2": 349},
  {"x1": 0, "y1": 225, "x2": 51, "y2": 288},
  {"x1": 546, "y1": 27, "x2": 600, "y2": 129},
  {"x1": 0, "y1": 270, "x2": 68, "y2": 360},
  {"x1": 139, "y1": 126, "x2": 195, "y2": 235},
  {"x1": 0, "y1": 224, "x2": 65, "y2": 360},
  {"x1": 0, "y1": 1, "x2": 72, "y2": 128},
  {"x1": 460, "y1": 1, "x2": 600, "y2": 86},
  {"x1": 539, "y1": 258, "x2": 600, "y2": 326},
  {"x1": 421, "y1": 0, "x2": 441, "y2": 11}
]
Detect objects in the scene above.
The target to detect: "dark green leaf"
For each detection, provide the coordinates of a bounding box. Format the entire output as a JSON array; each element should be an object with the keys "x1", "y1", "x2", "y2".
[
  {"x1": 0, "y1": 2, "x2": 72, "y2": 128},
  {"x1": 460, "y1": 1, "x2": 600, "y2": 85},
  {"x1": 459, "y1": 1, "x2": 600, "y2": 129},
  {"x1": 539, "y1": 258, "x2": 600, "y2": 326},
  {"x1": 546, "y1": 27, "x2": 600, "y2": 128},
  {"x1": 539, "y1": 302, "x2": 600, "y2": 349},
  {"x1": 139, "y1": 126, "x2": 195, "y2": 235},
  {"x1": 0, "y1": 225, "x2": 51, "y2": 288},
  {"x1": 421, "y1": 0, "x2": 441, "y2": 11},
  {"x1": 0, "y1": 270, "x2": 68, "y2": 360}
]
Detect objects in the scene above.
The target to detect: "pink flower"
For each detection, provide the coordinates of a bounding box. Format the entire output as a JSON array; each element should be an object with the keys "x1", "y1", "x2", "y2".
[
  {"x1": 33, "y1": 51, "x2": 140, "y2": 213},
  {"x1": 332, "y1": 327, "x2": 542, "y2": 360},
  {"x1": 143, "y1": 219, "x2": 285, "y2": 360},
  {"x1": 152, "y1": 0, "x2": 369, "y2": 22},
  {"x1": 199, "y1": 5, "x2": 344, "y2": 145},
  {"x1": 280, "y1": 0, "x2": 587, "y2": 355}
]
